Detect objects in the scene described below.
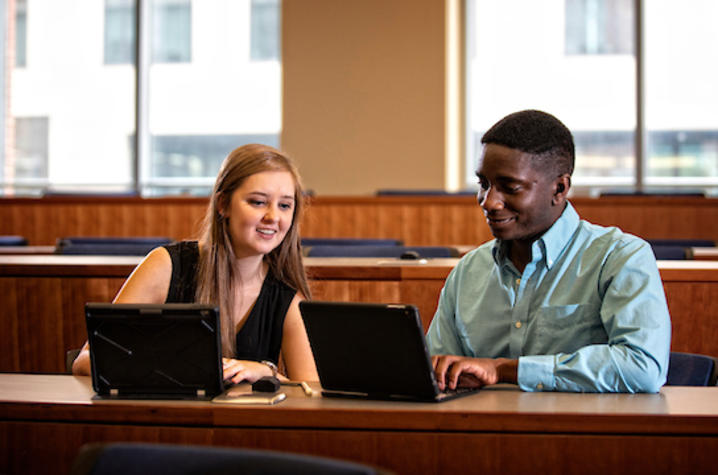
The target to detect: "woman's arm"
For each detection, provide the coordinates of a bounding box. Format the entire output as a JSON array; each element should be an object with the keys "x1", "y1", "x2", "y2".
[
  {"x1": 280, "y1": 294, "x2": 320, "y2": 382},
  {"x1": 222, "y1": 294, "x2": 318, "y2": 384},
  {"x1": 71, "y1": 247, "x2": 173, "y2": 375}
]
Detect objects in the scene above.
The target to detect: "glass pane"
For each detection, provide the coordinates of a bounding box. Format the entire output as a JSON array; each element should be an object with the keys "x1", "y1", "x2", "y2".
[
  {"x1": 2, "y1": 1, "x2": 136, "y2": 195},
  {"x1": 565, "y1": 0, "x2": 633, "y2": 55},
  {"x1": 105, "y1": 0, "x2": 136, "y2": 65},
  {"x1": 145, "y1": 0, "x2": 282, "y2": 195},
  {"x1": 14, "y1": 117, "x2": 48, "y2": 179},
  {"x1": 645, "y1": 0, "x2": 718, "y2": 187},
  {"x1": 466, "y1": 0, "x2": 636, "y2": 189},
  {"x1": 250, "y1": 0, "x2": 280, "y2": 61},
  {"x1": 16, "y1": 0, "x2": 27, "y2": 67},
  {"x1": 152, "y1": 0, "x2": 191, "y2": 63}
]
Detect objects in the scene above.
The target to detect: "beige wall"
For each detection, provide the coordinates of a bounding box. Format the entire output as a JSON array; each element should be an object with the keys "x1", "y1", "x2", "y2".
[{"x1": 282, "y1": 0, "x2": 447, "y2": 195}]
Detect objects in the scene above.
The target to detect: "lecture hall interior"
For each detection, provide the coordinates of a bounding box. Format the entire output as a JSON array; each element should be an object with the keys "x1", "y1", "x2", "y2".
[{"x1": 1, "y1": 1, "x2": 717, "y2": 474}]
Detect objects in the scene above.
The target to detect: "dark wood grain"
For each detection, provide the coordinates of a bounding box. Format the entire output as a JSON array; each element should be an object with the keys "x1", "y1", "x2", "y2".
[
  {"x1": 1, "y1": 376, "x2": 717, "y2": 475},
  {"x1": 3, "y1": 195, "x2": 717, "y2": 246}
]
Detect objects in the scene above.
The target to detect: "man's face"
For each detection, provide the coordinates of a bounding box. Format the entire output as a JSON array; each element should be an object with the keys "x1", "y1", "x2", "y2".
[{"x1": 476, "y1": 143, "x2": 562, "y2": 243}]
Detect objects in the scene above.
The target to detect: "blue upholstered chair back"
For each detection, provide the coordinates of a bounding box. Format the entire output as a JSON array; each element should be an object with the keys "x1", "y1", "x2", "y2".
[
  {"x1": 302, "y1": 238, "x2": 403, "y2": 247},
  {"x1": 0, "y1": 235, "x2": 28, "y2": 246},
  {"x1": 306, "y1": 245, "x2": 459, "y2": 258},
  {"x1": 647, "y1": 239, "x2": 715, "y2": 260},
  {"x1": 376, "y1": 189, "x2": 477, "y2": 196},
  {"x1": 647, "y1": 239, "x2": 715, "y2": 248},
  {"x1": 69, "y1": 443, "x2": 393, "y2": 475},
  {"x1": 666, "y1": 352, "x2": 718, "y2": 386},
  {"x1": 55, "y1": 237, "x2": 173, "y2": 256}
]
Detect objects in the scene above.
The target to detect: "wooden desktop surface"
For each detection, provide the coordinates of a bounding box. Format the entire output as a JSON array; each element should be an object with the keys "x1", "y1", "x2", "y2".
[
  {"x1": 691, "y1": 247, "x2": 718, "y2": 260},
  {"x1": 1, "y1": 373, "x2": 717, "y2": 475},
  {"x1": 0, "y1": 245, "x2": 56, "y2": 255}
]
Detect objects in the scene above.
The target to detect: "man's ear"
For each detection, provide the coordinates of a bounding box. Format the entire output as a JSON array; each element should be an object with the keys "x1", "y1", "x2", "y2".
[{"x1": 552, "y1": 174, "x2": 571, "y2": 205}]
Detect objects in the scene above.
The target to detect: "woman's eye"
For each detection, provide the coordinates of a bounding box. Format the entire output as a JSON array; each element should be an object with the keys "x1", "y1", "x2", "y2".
[
  {"x1": 249, "y1": 199, "x2": 266, "y2": 206},
  {"x1": 279, "y1": 203, "x2": 293, "y2": 210}
]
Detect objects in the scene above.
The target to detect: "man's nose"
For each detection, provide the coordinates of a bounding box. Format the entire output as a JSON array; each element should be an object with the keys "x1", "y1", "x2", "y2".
[{"x1": 479, "y1": 187, "x2": 503, "y2": 211}]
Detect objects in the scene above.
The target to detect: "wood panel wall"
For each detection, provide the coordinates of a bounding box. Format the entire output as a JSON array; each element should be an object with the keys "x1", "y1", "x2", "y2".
[
  {"x1": 2, "y1": 195, "x2": 717, "y2": 246},
  {"x1": 5, "y1": 420, "x2": 717, "y2": 475}
]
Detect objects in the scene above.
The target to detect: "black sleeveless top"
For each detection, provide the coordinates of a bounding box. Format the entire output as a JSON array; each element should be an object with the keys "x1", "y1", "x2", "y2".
[{"x1": 163, "y1": 241, "x2": 296, "y2": 363}]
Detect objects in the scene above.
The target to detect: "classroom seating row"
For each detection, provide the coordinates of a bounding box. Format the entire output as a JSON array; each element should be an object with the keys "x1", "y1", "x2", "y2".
[
  {"x1": 1, "y1": 235, "x2": 463, "y2": 259},
  {"x1": 1, "y1": 255, "x2": 717, "y2": 374}
]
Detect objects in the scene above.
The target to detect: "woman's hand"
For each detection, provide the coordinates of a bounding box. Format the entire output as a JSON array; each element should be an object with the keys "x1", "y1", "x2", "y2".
[{"x1": 222, "y1": 358, "x2": 273, "y2": 384}]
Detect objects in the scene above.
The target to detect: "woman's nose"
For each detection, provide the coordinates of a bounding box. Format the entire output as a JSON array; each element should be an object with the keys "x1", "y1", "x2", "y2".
[{"x1": 263, "y1": 205, "x2": 279, "y2": 222}]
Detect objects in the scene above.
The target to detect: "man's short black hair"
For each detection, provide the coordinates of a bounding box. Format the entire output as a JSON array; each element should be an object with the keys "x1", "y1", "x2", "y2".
[{"x1": 481, "y1": 110, "x2": 575, "y2": 176}]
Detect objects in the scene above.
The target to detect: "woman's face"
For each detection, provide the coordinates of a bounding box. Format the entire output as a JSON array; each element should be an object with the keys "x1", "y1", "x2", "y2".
[{"x1": 222, "y1": 170, "x2": 296, "y2": 259}]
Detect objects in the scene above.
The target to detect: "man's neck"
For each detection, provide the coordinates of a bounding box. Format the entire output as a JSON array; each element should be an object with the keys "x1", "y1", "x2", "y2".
[{"x1": 508, "y1": 240, "x2": 533, "y2": 274}]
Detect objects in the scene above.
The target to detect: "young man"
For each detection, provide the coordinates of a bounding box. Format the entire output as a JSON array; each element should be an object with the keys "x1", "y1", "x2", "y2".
[{"x1": 427, "y1": 110, "x2": 671, "y2": 393}]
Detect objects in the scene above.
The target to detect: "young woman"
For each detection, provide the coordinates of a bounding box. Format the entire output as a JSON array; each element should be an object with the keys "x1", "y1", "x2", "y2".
[{"x1": 73, "y1": 144, "x2": 318, "y2": 383}]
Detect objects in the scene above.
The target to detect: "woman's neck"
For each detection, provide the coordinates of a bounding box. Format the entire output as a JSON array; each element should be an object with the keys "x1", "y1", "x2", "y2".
[{"x1": 232, "y1": 254, "x2": 267, "y2": 285}]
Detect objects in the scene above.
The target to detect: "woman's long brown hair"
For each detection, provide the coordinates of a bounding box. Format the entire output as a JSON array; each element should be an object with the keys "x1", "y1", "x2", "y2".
[{"x1": 195, "y1": 144, "x2": 310, "y2": 356}]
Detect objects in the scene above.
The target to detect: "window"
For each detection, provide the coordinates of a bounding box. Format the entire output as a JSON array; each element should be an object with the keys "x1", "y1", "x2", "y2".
[
  {"x1": 250, "y1": 0, "x2": 280, "y2": 61},
  {"x1": 644, "y1": 0, "x2": 718, "y2": 187},
  {"x1": 1, "y1": 1, "x2": 282, "y2": 196},
  {"x1": 466, "y1": 0, "x2": 718, "y2": 194},
  {"x1": 105, "y1": 0, "x2": 136, "y2": 65},
  {"x1": 149, "y1": 134, "x2": 279, "y2": 195},
  {"x1": 152, "y1": 0, "x2": 191, "y2": 63},
  {"x1": 144, "y1": 0, "x2": 281, "y2": 193},
  {"x1": 15, "y1": 0, "x2": 27, "y2": 67}
]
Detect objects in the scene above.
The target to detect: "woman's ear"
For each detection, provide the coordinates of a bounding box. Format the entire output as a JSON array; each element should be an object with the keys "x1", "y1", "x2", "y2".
[{"x1": 216, "y1": 192, "x2": 228, "y2": 219}]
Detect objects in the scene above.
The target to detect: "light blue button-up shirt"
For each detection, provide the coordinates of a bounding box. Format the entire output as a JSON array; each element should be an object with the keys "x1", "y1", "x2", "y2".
[{"x1": 426, "y1": 202, "x2": 671, "y2": 393}]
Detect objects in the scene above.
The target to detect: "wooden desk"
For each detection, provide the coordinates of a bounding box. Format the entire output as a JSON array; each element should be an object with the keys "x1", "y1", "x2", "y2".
[
  {"x1": 2, "y1": 256, "x2": 718, "y2": 373},
  {"x1": 1, "y1": 374, "x2": 717, "y2": 475},
  {"x1": 0, "y1": 245, "x2": 56, "y2": 255},
  {"x1": 690, "y1": 247, "x2": 718, "y2": 260}
]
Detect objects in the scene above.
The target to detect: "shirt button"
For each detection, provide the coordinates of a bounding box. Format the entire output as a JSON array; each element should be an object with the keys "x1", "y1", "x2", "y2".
[
  {"x1": 537, "y1": 383, "x2": 544, "y2": 390},
  {"x1": 515, "y1": 321, "x2": 522, "y2": 329},
  {"x1": 515, "y1": 278, "x2": 521, "y2": 285}
]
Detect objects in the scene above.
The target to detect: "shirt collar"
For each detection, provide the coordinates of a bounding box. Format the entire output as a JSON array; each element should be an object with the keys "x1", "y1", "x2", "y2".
[
  {"x1": 491, "y1": 201, "x2": 580, "y2": 270},
  {"x1": 539, "y1": 202, "x2": 579, "y2": 269}
]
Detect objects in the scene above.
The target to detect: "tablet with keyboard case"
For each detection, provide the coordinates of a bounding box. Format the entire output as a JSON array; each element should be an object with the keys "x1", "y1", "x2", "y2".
[{"x1": 85, "y1": 303, "x2": 223, "y2": 399}]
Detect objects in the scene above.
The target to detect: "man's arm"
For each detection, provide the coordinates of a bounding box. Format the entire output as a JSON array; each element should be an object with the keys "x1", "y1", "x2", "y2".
[
  {"x1": 432, "y1": 355, "x2": 518, "y2": 390},
  {"x1": 518, "y1": 239, "x2": 671, "y2": 393},
  {"x1": 425, "y1": 267, "x2": 465, "y2": 356}
]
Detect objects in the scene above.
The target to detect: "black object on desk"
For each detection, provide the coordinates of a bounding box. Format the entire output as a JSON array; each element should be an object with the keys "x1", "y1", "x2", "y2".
[
  {"x1": 252, "y1": 376, "x2": 281, "y2": 393},
  {"x1": 85, "y1": 303, "x2": 223, "y2": 399}
]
